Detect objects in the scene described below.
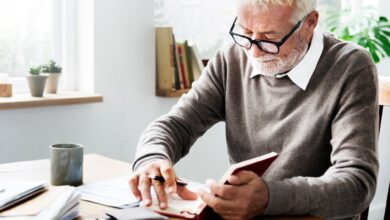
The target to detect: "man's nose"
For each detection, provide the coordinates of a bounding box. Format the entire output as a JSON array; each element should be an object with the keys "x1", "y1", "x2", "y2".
[{"x1": 248, "y1": 43, "x2": 265, "y2": 58}]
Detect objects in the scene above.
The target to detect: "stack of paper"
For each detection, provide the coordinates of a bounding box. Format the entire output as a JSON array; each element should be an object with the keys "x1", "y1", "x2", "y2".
[
  {"x1": 0, "y1": 180, "x2": 81, "y2": 220},
  {"x1": 37, "y1": 187, "x2": 81, "y2": 220},
  {"x1": 0, "y1": 179, "x2": 47, "y2": 212}
]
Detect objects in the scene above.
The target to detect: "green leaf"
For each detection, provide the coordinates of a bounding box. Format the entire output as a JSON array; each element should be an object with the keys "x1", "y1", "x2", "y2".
[
  {"x1": 381, "y1": 30, "x2": 390, "y2": 37},
  {"x1": 374, "y1": 32, "x2": 390, "y2": 56},
  {"x1": 367, "y1": 40, "x2": 380, "y2": 63},
  {"x1": 379, "y1": 16, "x2": 389, "y2": 22}
]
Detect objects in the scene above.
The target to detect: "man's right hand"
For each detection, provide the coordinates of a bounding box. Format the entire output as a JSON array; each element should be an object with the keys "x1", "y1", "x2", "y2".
[{"x1": 129, "y1": 159, "x2": 197, "y2": 209}]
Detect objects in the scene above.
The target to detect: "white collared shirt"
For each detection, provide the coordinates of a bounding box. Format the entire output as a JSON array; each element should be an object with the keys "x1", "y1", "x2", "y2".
[{"x1": 250, "y1": 28, "x2": 324, "y2": 91}]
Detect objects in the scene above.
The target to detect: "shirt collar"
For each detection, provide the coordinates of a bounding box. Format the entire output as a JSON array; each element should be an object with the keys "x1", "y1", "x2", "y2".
[{"x1": 250, "y1": 28, "x2": 324, "y2": 91}]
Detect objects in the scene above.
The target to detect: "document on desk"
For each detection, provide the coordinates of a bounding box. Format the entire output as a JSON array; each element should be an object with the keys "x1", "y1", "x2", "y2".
[
  {"x1": 0, "y1": 182, "x2": 81, "y2": 220},
  {"x1": 0, "y1": 179, "x2": 47, "y2": 212},
  {"x1": 77, "y1": 175, "x2": 140, "y2": 208}
]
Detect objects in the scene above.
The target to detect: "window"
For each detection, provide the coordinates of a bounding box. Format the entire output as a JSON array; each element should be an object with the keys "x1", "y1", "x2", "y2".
[
  {"x1": 0, "y1": 0, "x2": 78, "y2": 93},
  {"x1": 154, "y1": 0, "x2": 379, "y2": 59}
]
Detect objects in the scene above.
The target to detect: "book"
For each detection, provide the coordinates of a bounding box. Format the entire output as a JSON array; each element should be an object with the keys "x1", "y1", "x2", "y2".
[
  {"x1": 147, "y1": 152, "x2": 278, "y2": 219},
  {"x1": 172, "y1": 34, "x2": 181, "y2": 90},
  {"x1": 176, "y1": 43, "x2": 190, "y2": 89},
  {"x1": 189, "y1": 43, "x2": 204, "y2": 81},
  {"x1": 155, "y1": 27, "x2": 175, "y2": 91},
  {"x1": 183, "y1": 41, "x2": 194, "y2": 87}
]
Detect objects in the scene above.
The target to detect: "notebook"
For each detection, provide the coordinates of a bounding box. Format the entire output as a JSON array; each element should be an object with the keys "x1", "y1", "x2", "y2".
[{"x1": 147, "y1": 152, "x2": 278, "y2": 219}]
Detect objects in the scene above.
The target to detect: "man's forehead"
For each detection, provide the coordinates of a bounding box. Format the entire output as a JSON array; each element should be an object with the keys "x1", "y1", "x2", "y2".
[{"x1": 237, "y1": 4, "x2": 296, "y2": 32}]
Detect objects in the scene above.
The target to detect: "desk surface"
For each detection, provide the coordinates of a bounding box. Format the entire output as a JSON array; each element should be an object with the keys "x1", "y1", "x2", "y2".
[{"x1": 0, "y1": 154, "x2": 321, "y2": 220}]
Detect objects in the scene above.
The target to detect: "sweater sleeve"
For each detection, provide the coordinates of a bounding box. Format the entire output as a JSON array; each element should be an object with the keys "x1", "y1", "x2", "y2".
[
  {"x1": 264, "y1": 63, "x2": 379, "y2": 219},
  {"x1": 132, "y1": 50, "x2": 227, "y2": 171}
]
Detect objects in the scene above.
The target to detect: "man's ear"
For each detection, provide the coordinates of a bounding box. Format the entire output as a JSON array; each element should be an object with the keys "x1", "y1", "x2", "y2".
[
  {"x1": 306, "y1": 11, "x2": 319, "y2": 31},
  {"x1": 303, "y1": 10, "x2": 319, "y2": 41}
]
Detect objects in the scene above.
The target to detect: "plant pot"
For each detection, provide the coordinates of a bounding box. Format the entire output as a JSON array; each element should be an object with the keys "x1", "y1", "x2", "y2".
[
  {"x1": 45, "y1": 73, "x2": 61, "y2": 94},
  {"x1": 26, "y1": 75, "x2": 48, "y2": 97}
]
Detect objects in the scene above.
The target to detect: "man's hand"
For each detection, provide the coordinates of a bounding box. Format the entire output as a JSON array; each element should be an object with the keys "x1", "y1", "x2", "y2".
[
  {"x1": 129, "y1": 159, "x2": 197, "y2": 209},
  {"x1": 197, "y1": 170, "x2": 269, "y2": 220}
]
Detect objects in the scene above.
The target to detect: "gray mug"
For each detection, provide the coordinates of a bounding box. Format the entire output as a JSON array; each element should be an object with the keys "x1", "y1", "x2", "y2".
[{"x1": 50, "y1": 143, "x2": 83, "y2": 186}]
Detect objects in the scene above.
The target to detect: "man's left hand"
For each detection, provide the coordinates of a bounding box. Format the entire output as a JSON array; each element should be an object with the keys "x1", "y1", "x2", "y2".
[{"x1": 197, "y1": 170, "x2": 269, "y2": 220}]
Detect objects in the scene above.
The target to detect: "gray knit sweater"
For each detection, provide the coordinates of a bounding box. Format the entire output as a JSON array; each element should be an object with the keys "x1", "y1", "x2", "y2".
[{"x1": 133, "y1": 33, "x2": 379, "y2": 219}]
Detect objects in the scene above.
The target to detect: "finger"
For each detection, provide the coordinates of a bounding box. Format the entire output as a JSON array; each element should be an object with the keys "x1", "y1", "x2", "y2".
[
  {"x1": 129, "y1": 174, "x2": 141, "y2": 200},
  {"x1": 139, "y1": 174, "x2": 152, "y2": 206},
  {"x1": 160, "y1": 162, "x2": 177, "y2": 194},
  {"x1": 206, "y1": 179, "x2": 238, "y2": 200},
  {"x1": 228, "y1": 170, "x2": 258, "y2": 185},
  {"x1": 150, "y1": 173, "x2": 169, "y2": 209},
  {"x1": 197, "y1": 189, "x2": 238, "y2": 214},
  {"x1": 177, "y1": 185, "x2": 198, "y2": 200}
]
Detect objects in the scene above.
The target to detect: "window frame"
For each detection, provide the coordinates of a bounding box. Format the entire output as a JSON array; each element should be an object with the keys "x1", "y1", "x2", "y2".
[{"x1": 8, "y1": 0, "x2": 78, "y2": 93}]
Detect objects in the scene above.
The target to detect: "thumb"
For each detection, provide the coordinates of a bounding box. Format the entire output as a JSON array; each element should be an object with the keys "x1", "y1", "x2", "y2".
[
  {"x1": 228, "y1": 170, "x2": 259, "y2": 185},
  {"x1": 177, "y1": 186, "x2": 198, "y2": 200}
]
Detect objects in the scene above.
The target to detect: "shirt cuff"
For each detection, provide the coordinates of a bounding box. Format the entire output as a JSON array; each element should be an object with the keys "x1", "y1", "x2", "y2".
[
  {"x1": 263, "y1": 180, "x2": 295, "y2": 215},
  {"x1": 132, "y1": 144, "x2": 172, "y2": 171}
]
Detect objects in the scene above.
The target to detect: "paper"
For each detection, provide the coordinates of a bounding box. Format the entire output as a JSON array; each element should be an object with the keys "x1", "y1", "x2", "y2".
[
  {"x1": 106, "y1": 207, "x2": 168, "y2": 220},
  {"x1": 0, "y1": 179, "x2": 47, "y2": 212},
  {"x1": 0, "y1": 182, "x2": 80, "y2": 220},
  {"x1": 37, "y1": 187, "x2": 81, "y2": 220},
  {"x1": 147, "y1": 180, "x2": 208, "y2": 218},
  {"x1": 77, "y1": 175, "x2": 140, "y2": 208},
  {"x1": 0, "y1": 186, "x2": 68, "y2": 217}
]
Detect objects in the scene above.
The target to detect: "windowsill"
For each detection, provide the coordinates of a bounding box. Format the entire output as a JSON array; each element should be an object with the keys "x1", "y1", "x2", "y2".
[{"x1": 0, "y1": 91, "x2": 103, "y2": 110}]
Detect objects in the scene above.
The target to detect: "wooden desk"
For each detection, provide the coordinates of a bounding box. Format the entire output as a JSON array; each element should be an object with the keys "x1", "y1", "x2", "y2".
[{"x1": 0, "y1": 154, "x2": 320, "y2": 220}]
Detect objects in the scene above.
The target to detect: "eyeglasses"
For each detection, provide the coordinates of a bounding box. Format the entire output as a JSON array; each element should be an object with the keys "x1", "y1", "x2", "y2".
[{"x1": 229, "y1": 17, "x2": 304, "y2": 54}]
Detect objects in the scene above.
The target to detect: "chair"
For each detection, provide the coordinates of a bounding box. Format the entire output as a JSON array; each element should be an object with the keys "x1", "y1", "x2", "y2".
[{"x1": 361, "y1": 75, "x2": 390, "y2": 220}]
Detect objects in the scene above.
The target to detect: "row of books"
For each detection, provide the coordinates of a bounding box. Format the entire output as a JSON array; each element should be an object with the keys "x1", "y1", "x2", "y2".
[{"x1": 155, "y1": 27, "x2": 204, "y2": 92}]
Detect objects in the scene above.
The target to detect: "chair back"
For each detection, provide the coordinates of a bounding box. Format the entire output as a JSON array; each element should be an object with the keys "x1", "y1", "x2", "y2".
[{"x1": 361, "y1": 75, "x2": 390, "y2": 220}]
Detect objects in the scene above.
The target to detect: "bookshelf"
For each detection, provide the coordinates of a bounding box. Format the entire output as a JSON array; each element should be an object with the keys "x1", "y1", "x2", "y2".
[
  {"x1": 156, "y1": 88, "x2": 190, "y2": 97},
  {"x1": 155, "y1": 27, "x2": 204, "y2": 97}
]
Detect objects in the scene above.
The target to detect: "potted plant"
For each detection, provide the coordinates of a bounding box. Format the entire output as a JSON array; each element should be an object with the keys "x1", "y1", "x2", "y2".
[
  {"x1": 26, "y1": 65, "x2": 48, "y2": 97},
  {"x1": 42, "y1": 59, "x2": 62, "y2": 94},
  {"x1": 324, "y1": 8, "x2": 390, "y2": 63}
]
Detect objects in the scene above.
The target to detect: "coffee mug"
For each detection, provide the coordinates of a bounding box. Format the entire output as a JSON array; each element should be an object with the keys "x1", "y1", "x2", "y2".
[{"x1": 50, "y1": 143, "x2": 83, "y2": 186}]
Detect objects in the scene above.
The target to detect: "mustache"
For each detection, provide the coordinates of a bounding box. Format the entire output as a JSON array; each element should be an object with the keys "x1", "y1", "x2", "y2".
[{"x1": 250, "y1": 54, "x2": 279, "y2": 62}]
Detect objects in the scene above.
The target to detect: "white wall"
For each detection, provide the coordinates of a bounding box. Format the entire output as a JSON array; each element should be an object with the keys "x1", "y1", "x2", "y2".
[
  {"x1": 0, "y1": 0, "x2": 388, "y2": 219},
  {"x1": 0, "y1": 0, "x2": 229, "y2": 183}
]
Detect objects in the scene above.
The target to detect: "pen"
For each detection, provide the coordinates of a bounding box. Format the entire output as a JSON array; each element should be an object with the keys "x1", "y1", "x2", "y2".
[{"x1": 147, "y1": 174, "x2": 188, "y2": 186}]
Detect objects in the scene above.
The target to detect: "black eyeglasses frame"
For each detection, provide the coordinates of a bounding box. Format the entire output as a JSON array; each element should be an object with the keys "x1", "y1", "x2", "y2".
[{"x1": 229, "y1": 16, "x2": 305, "y2": 54}]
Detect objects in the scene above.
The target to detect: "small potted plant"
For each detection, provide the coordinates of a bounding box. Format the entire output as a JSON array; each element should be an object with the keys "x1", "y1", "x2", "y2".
[
  {"x1": 42, "y1": 59, "x2": 62, "y2": 94},
  {"x1": 26, "y1": 65, "x2": 48, "y2": 97}
]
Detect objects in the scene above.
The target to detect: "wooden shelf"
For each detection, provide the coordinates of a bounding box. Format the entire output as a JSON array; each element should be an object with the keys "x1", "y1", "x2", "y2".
[
  {"x1": 156, "y1": 89, "x2": 190, "y2": 97},
  {"x1": 0, "y1": 91, "x2": 103, "y2": 110}
]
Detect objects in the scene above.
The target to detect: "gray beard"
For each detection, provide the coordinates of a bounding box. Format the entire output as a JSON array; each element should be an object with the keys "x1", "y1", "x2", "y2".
[{"x1": 246, "y1": 36, "x2": 309, "y2": 76}]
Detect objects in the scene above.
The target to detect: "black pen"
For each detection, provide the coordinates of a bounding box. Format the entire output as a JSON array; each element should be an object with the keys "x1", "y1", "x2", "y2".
[{"x1": 147, "y1": 174, "x2": 188, "y2": 186}]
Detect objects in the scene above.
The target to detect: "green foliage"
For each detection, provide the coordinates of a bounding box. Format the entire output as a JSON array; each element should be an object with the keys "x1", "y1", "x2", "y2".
[
  {"x1": 28, "y1": 65, "x2": 42, "y2": 75},
  {"x1": 324, "y1": 9, "x2": 390, "y2": 63},
  {"x1": 41, "y1": 59, "x2": 62, "y2": 73}
]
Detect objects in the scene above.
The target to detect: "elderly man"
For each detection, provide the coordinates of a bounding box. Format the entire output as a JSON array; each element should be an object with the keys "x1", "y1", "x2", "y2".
[{"x1": 130, "y1": 0, "x2": 379, "y2": 219}]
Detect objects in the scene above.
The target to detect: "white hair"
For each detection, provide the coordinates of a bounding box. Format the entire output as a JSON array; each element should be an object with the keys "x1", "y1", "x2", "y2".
[{"x1": 236, "y1": 0, "x2": 317, "y2": 23}]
